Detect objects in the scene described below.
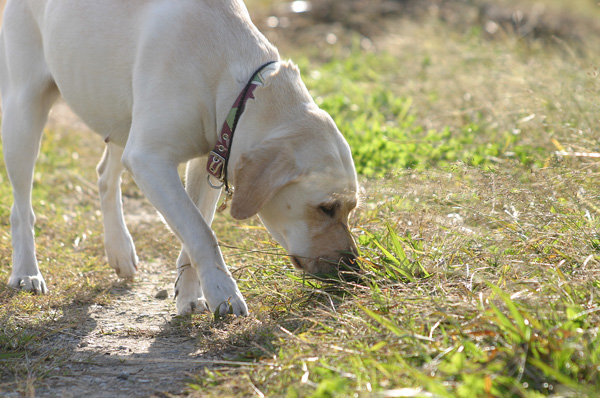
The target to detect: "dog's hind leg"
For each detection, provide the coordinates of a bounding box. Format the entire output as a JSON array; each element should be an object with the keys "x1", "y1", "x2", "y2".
[
  {"x1": 0, "y1": 2, "x2": 59, "y2": 293},
  {"x1": 174, "y1": 157, "x2": 221, "y2": 315},
  {"x1": 97, "y1": 143, "x2": 138, "y2": 278}
]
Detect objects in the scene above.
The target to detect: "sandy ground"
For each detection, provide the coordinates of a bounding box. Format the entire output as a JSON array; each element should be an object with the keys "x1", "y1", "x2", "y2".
[
  {"x1": 2, "y1": 260, "x2": 240, "y2": 397},
  {"x1": 25, "y1": 268, "x2": 207, "y2": 398}
]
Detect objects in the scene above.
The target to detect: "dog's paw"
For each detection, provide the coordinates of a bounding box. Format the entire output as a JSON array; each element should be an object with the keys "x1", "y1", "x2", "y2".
[
  {"x1": 9, "y1": 273, "x2": 47, "y2": 295},
  {"x1": 201, "y1": 272, "x2": 248, "y2": 317},
  {"x1": 105, "y1": 234, "x2": 138, "y2": 279},
  {"x1": 174, "y1": 265, "x2": 209, "y2": 315},
  {"x1": 211, "y1": 296, "x2": 248, "y2": 318},
  {"x1": 176, "y1": 296, "x2": 209, "y2": 315}
]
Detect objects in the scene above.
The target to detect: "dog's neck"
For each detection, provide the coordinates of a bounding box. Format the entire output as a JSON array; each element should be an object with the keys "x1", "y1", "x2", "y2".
[
  {"x1": 206, "y1": 61, "x2": 279, "y2": 189},
  {"x1": 225, "y1": 61, "x2": 316, "y2": 180}
]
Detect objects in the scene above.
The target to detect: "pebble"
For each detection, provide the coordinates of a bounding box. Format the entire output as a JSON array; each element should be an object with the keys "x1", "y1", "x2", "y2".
[{"x1": 155, "y1": 289, "x2": 169, "y2": 299}]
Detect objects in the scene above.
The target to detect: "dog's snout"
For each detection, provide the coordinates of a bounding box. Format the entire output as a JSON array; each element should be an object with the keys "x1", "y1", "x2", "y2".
[{"x1": 289, "y1": 248, "x2": 360, "y2": 278}]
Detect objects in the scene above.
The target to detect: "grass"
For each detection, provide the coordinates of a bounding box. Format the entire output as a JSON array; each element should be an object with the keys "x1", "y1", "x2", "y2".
[
  {"x1": 297, "y1": 50, "x2": 546, "y2": 175},
  {"x1": 2, "y1": 0, "x2": 600, "y2": 396},
  {"x1": 189, "y1": 166, "x2": 600, "y2": 397}
]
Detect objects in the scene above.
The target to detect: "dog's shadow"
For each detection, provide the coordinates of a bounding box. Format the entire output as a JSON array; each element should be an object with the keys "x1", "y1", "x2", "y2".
[
  {"x1": 2, "y1": 269, "x2": 347, "y2": 397},
  {"x1": 0, "y1": 279, "x2": 201, "y2": 397}
]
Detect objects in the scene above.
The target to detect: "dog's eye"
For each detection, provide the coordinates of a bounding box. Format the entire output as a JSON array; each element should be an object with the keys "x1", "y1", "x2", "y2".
[{"x1": 318, "y1": 202, "x2": 338, "y2": 218}]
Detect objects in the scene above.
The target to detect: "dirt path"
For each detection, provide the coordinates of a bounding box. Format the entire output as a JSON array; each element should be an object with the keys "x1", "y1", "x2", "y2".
[
  {"x1": 9, "y1": 258, "x2": 223, "y2": 398},
  {"x1": 30, "y1": 264, "x2": 203, "y2": 398}
]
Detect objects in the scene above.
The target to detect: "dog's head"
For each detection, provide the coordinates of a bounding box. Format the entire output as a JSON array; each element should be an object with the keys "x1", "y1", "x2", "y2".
[{"x1": 229, "y1": 62, "x2": 359, "y2": 276}]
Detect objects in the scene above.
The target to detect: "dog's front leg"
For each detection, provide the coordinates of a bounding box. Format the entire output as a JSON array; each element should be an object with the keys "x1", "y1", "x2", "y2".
[
  {"x1": 174, "y1": 157, "x2": 222, "y2": 315},
  {"x1": 1, "y1": 67, "x2": 59, "y2": 294},
  {"x1": 122, "y1": 148, "x2": 248, "y2": 316}
]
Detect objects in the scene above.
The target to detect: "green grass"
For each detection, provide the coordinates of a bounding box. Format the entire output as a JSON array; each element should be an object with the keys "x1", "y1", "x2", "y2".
[
  {"x1": 297, "y1": 48, "x2": 545, "y2": 176},
  {"x1": 2, "y1": 0, "x2": 600, "y2": 396},
  {"x1": 191, "y1": 165, "x2": 600, "y2": 398}
]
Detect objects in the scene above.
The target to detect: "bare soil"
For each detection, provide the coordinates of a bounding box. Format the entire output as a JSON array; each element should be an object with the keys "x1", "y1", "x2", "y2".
[
  {"x1": 2, "y1": 192, "x2": 220, "y2": 397},
  {"x1": 24, "y1": 266, "x2": 202, "y2": 398}
]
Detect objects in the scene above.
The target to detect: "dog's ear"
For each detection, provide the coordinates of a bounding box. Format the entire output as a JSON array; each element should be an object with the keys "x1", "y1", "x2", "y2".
[
  {"x1": 258, "y1": 62, "x2": 280, "y2": 86},
  {"x1": 230, "y1": 142, "x2": 299, "y2": 220}
]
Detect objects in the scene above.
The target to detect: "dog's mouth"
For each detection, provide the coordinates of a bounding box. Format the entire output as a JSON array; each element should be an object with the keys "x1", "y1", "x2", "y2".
[{"x1": 289, "y1": 251, "x2": 360, "y2": 282}]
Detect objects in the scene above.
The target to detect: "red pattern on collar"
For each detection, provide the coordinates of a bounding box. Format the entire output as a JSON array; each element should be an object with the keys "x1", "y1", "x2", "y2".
[{"x1": 206, "y1": 62, "x2": 278, "y2": 187}]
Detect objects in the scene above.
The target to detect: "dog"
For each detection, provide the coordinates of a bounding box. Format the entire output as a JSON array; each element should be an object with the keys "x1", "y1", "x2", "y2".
[{"x1": 0, "y1": 0, "x2": 358, "y2": 316}]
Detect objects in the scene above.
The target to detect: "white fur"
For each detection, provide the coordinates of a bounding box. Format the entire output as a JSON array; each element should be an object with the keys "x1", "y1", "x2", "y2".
[{"x1": 0, "y1": 0, "x2": 358, "y2": 316}]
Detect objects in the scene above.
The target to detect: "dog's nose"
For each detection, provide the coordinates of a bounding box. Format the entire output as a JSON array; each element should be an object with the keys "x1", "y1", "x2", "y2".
[{"x1": 289, "y1": 250, "x2": 360, "y2": 277}]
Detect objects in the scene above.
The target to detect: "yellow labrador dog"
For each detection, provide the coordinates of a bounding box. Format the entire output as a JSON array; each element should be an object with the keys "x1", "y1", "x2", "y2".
[{"x1": 0, "y1": 0, "x2": 358, "y2": 316}]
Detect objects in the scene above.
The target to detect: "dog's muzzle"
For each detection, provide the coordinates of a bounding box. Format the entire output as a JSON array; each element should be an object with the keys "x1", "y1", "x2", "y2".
[{"x1": 290, "y1": 248, "x2": 360, "y2": 280}]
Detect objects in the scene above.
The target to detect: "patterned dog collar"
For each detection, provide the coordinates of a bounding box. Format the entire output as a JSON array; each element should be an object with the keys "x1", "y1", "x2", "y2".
[{"x1": 207, "y1": 61, "x2": 279, "y2": 193}]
